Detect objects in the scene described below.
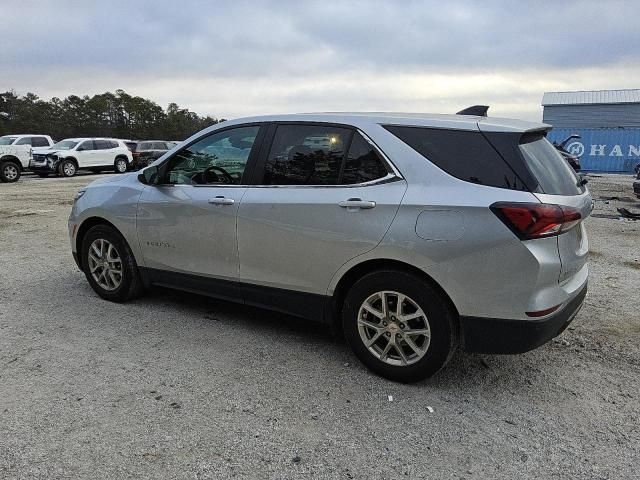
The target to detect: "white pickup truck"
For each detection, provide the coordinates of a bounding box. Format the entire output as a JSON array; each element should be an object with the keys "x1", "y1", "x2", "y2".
[{"x1": 0, "y1": 134, "x2": 55, "y2": 183}]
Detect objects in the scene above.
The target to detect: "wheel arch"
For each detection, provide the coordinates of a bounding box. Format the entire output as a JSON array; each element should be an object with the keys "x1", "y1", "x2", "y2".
[
  {"x1": 330, "y1": 258, "x2": 460, "y2": 330},
  {"x1": 75, "y1": 216, "x2": 121, "y2": 269},
  {"x1": 0, "y1": 155, "x2": 22, "y2": 169}
]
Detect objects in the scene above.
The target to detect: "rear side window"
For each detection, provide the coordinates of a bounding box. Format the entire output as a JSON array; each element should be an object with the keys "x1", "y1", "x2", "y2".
[
  {"x1": 138, "y1": 142, "x2": 153, "y2": 151},
  {"x1": 384, "y1": 125, "x2": 527, "y2": 190},
  {"x1": 263, "y1": 125, "x2": 351, "y2": 185},
  {"x1": 94, "y1": 140, "x2": 108, "y2": 150},
  {"x1": 31, "y1": 137, "x2": 49, "y2": 147},
  {"x1": 518, "y1": 134, "x2": 581, "y2": 195},
  {"x1": 341, "y1": 133, "x2": 389, "y2": 184}
]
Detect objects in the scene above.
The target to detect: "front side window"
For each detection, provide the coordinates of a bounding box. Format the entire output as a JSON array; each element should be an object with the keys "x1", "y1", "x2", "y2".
[
  {"x1": 15, "y1": 137, "x2": 32, "y2": 145},
  {"x1": 78, "y1": 140, "x2": 95, "y2": 151},
  {"x1": 0, "y1": 136, "x2": 18, "y2": 145},
  {"x1": 164, "y1": 125, "x2": 260, "y2": 185},
  {"x1": 52, "y1": 140, "x2": 78, "y2": 150}
]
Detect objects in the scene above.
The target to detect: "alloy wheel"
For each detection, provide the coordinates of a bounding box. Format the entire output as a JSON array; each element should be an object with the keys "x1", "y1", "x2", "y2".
[
  {"x1": 357, "y1": 290, "x2": 431, "y2": 366},
  {"x1": 3, "y1": 164, "x2": 19, "y2": 181},
  {"x1": 116, "y1": 159, "x2": 127, "y2": 172},
  {"x1": 63, "y1": 162, "x2": 76, "y2": 176},
  {"x1": 87, "y1": 238, "x2": 123, "y2": 291}
]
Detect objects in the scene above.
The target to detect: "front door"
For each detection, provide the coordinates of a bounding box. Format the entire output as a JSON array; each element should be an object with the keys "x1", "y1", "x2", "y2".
[
  {"x1": 136, "y1": 125, "x2": 264, "y2": 295},
  {"x1": 237, "y1": 123, "x2": 407, "y2": 310},
  {"x1": 75, "y1": 140, "x2": 98, "y2": 166}
]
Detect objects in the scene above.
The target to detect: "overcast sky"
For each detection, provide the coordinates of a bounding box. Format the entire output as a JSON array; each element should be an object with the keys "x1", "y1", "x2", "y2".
[{"x1": 3, "y1": 0, "x2": 638, "y2": 121}]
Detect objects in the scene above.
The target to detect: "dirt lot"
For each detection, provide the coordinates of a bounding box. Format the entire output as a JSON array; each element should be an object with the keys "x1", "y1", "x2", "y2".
[{"x1": 1, "y1": 172, "x2": 639, "y2": 479}]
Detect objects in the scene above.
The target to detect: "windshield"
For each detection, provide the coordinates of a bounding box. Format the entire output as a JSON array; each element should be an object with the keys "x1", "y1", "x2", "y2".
[
  {"x1": 0, "y1": 136, "x2": 18, "y2": 145},
  {"x1": 52, "y1": 140, "x2": 79, "y2": 150}
]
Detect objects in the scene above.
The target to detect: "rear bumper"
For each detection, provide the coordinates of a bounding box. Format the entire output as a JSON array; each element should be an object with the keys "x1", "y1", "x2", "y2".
[{"x1": 460, "y1": 282, "x2": 587, "y2": 354}]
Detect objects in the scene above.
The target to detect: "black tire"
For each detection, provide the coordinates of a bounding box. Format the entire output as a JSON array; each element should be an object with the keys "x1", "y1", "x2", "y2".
[
  {"x1": 342, "y1": 270, "x2": 457, "y2": 383},
  {"x1": 0, "y1": 161, "x2": 21, "y2": 183},
  {"x1": 37, "y1": 173, "x2": 49, "y2": 178},
  {"x1": 81, "y1": 224, "x2": 144, "y2": 302},
  {"x1": 59, "y1": 159, "x2": 77, "y2": 177},
  {"x1": 114, "y1": 157, "x2": 128, "y2": 173}
]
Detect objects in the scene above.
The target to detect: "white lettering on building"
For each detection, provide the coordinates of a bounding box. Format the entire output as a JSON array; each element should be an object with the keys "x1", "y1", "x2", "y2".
[
  {"x1": 590, "y1": 145, "x2": 606, "y2": 156},
  {"x1": 609, "y1": 145, "x2": 623, "y2": 156},
  {"x1": 629, "y1": 145, "x2": 640, "y2": 157}
]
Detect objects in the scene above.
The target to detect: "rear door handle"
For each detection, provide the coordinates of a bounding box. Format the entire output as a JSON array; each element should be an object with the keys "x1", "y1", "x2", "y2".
[
  {"x1": 208, "y1": 196, "x2": 235, "y2": 205},
  {"x1": 338, "y1": 198, "x2": 376, "y2": 209}
]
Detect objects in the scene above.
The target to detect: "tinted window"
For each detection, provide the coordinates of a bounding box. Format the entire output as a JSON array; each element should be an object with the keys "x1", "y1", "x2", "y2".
[
  {"x1": 15, "y1": 137, "x2": 32, "y2": 145},
  {"x1": 125, "y1": 142, "x2": 137, "y2": 152},
  {"x1": 138, "y1": 142, "x2": 153, "y2": 151},
  {"x1": 342, "y1": 133, "x2": 389, "y2": 184},
  {"x1": 31, "y1": 137, "x2": 49, "y2": 147},
  {"x1": 164, "y1": 126, "x2": 259, "y2": 185},
  {"x1": 519, "y1": 134, "x2": 581, "y2": 195},
  {"x1": 94, "y1": 140, "x2": 109, "y2": 150},
  {"x1": 263, "y1": 125, "x2": 351, "y2": 185},
  {"x1": 384, "y1": 126, "x2": 528, "y2": 190},
  {"x1": 153, "y1": 142, "x2": 168, "y2": 150}
]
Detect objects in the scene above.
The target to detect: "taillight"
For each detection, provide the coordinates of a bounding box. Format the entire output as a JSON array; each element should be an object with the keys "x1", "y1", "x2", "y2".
[{"x1": 490, "y1": 202, "x2": 581, "y2": 240}]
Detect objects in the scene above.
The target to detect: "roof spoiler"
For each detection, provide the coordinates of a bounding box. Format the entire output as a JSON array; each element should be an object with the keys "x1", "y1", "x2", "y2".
[{"x1": 456, "y1": 105, "x2": 489, "y2": 117}]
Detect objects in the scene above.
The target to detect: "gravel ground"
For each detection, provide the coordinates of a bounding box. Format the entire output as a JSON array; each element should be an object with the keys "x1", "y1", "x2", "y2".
[{"x1": 1, "y1": 172, "x2": 639, "y2": 479}]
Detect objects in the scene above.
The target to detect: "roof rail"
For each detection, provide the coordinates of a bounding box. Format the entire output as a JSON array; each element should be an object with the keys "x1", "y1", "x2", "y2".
[{"x1": 456, "y1": 105, "x2": 489, "y2": 117}]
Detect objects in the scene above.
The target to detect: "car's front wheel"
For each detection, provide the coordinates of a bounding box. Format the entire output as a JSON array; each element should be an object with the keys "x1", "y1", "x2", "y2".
[
  {"x1": 81, "y1": 224, "x2": 144, "y2": 302},
  {"x1": 0, "y1": 161, "x2": 21, "y2": 183},
  {"x1": 342, "y1": 270, "x2": 457, "y2": 383},
  {"x1": 59, "y1": 160, "x2": 77, "y2": 177}
]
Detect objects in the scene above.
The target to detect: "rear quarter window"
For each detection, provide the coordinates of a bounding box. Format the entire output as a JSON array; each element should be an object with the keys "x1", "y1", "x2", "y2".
[
  {"x1": 384, "y1": 125, "x2": 528, "y2": 190},
  {"x1": 518, "y1": 134, "x2": 582, "y2": 196}
]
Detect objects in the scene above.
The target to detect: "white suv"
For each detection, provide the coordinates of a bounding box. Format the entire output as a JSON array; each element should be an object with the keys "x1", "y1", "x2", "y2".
[
  {"x1": 31, "y1": 138, "x2": 133, "y2": 177},
  {"x1": 0, "y1": 134, "x2": 55, "y2": 182}
]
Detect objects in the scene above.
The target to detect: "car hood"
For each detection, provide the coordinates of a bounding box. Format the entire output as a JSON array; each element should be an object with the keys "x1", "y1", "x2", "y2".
[{"x1": 88, "y1": 172, "x2": 139, "y2": 187}]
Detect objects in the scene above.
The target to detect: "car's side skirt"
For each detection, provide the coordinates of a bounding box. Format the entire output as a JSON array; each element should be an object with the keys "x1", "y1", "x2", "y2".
[{"x1": 140, "y1": 267, "x2": 331, "y2": 324}]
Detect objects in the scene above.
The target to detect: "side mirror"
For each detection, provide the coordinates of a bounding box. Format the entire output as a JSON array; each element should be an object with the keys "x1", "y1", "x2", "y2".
[{"x1": 138, "y1": 165, "x2": 159, "y2": 185}]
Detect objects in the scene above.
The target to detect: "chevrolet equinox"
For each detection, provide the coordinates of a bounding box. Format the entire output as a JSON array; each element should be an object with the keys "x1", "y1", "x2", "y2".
[{"x1": 68, "y1": 111, "x2": 591, "y2": 382}]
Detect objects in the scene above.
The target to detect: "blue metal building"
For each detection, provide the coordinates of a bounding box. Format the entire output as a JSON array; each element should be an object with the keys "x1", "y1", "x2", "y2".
[{"x1": 542, "y1": 89, "x2": 640, "y2": 172}]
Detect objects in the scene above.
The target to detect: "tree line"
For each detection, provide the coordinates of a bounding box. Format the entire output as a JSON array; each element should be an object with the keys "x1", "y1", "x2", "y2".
[{"x1": 0, "y1": 90, "x2": 224, "y2": 141}]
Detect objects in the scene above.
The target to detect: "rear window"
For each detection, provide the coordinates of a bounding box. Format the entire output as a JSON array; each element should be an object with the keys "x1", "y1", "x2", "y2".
[
  {"x1": 384, "y1": 126, "x2": 528, "y2": 190},
  {"x1": 518, "y1": 134, "x2": 581, "y2": 196}
]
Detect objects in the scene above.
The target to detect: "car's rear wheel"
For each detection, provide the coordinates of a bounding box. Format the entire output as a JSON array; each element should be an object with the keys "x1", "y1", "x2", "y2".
[
  {"x1": 0, "y1": 161, "x2": 21, "y2": 183},
  {"x1": 114, "y1": 158, "x2": 128, "y2": 173},
  {"x1": 342, "y1": 270, "x2": 457, "y2": 383},
  {"x1": 81, "y1": 224, "x2": 144, "y2": 302},
  {"x1": 60, "y1": 160, "x2": 76, "y2": 177}
]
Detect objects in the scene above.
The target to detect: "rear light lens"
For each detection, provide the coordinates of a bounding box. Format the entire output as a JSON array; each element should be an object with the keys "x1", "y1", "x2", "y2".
[{"x1": 490, "y1": 202, "x2": 581, "y2": 240}]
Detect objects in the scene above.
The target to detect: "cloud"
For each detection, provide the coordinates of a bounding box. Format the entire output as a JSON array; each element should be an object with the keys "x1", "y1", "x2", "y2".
[{"x1": 2, "y1": 0, "x2": 638, "y2": 120}]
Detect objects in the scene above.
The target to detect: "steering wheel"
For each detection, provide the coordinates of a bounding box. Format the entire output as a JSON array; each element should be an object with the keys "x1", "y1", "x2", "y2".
[{"x1": 203, "y1": 165, "x2": 234, "y2": 184}]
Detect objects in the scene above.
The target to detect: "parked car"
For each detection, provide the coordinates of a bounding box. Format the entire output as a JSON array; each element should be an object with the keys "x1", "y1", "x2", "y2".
[
  {"x1": 128, "y1": 140, "x2": 173, "y2": 170},
  {"x1": 31, "y1": 138, "x2": 133, "y2": 177},
  {"x1": 0, "y1": 134, "x2": 55, "y2": 182},
  {"x1": 0, "y1": 144, "x2": 31, "y2": 183},
  {"x1": 68, "y1": 112, "x2": 591, "y2": 382}
]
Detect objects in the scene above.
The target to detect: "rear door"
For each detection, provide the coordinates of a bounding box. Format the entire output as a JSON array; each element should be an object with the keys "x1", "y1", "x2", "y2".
[{"x1": 237, "y1": 123, "x2": 407, "y2": 314}]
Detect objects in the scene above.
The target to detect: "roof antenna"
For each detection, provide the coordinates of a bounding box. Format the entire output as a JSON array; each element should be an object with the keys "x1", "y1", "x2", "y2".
[{"x1": 456, "y1": 105, "x2": 489, "y2": 116}]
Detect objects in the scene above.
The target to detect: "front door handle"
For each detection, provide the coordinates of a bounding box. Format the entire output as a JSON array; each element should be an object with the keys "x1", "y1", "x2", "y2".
[
  {"x1": 338, "y1": 198, "x2": 376, "y2": 209},
  {"x1": 208, "y1": 196, "x2": 235, "y2": 205}
]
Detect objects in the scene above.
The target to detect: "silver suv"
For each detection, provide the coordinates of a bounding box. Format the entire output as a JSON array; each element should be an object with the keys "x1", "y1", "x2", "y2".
[{"x1": 68, "y1": 112, "x2": 591, "y2": 382}]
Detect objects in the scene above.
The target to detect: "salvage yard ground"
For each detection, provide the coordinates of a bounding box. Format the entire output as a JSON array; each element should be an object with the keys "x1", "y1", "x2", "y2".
[{"x1": 1, "y1": 172, "x2": 639, "y2": 479}]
